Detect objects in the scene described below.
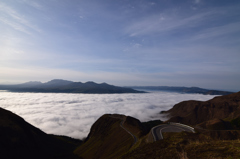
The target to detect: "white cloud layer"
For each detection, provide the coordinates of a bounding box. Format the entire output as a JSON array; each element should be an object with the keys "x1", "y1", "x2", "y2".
[{"x1": 0, "y1": 91, "x2": 216, "y2": 139}]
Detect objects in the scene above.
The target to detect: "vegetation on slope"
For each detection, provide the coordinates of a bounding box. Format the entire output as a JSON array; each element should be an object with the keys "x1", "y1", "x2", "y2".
[
  {"x1": 74, "y1": 114, "x2": 134, "y2": 159},
  {"x1": 121, "y1": 131, "x2": 240, "y2": 159}
]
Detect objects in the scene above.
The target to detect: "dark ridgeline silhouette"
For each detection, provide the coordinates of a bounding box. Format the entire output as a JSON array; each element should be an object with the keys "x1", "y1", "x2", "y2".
[
  {"x1": 0, "y1": 79, "x2": 145, "y2": 94},
  {"x1": 128, "y1": 86, "x2": 234, "y2": 95}
]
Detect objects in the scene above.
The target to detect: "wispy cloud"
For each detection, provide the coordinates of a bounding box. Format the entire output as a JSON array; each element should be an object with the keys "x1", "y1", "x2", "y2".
[
  {"x1": 0, "y1": 16, "x2": 31, "y2": 34},
  {"x1": 0, "y1": 2, "x2": 41, "y2": 34},
  {"x1": 189, "y1": 22, "x2": 240, "y2": 41},
  {"x1": 125, "y1": 10, "x2": 222, "y2": 37},
  {"x1": 21, "y1": 0, "x2": 43, "y2": 10}
]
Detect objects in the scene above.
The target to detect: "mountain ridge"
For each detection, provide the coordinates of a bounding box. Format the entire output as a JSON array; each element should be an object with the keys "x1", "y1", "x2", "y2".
[
  {"x1": 128, "y1": 86, "x2": 234, "y2": 95},
  {"x1": 0, "y1": 79, "x2": 144, "y2": 94},
  {"x1": 162, "y1": 91, "x2": 240, "y2": 129}
]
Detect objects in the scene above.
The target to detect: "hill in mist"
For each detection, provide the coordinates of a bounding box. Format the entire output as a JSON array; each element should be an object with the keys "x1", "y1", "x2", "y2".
[
  {"x1": 129, "y1": 86, "x2": 233, "y2": 95},
  {"x1": 0, "y1": 79, "x2": 144, "y2": 94}
]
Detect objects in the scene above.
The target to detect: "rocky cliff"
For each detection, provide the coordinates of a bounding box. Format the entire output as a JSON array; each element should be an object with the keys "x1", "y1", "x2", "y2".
[{"x1": 164, "y1": 92, "x2": 240, "y2": 129}]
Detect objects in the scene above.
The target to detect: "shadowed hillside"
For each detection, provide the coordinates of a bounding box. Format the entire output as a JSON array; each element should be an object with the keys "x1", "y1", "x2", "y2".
[{"x1": 0, "y1": 107, "x2": 82, "y2": 159}]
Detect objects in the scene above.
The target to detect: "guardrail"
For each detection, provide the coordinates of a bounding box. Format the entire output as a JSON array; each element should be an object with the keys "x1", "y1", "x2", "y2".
[{"x1": 169, "y1": 122, "x2": 195, "y2": 133}]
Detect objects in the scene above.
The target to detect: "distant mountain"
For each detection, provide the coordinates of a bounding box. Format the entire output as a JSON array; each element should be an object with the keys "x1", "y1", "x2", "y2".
[
  {"x1": 0, "y1": 79, "x2": 144, "y2": 94},
  {"x1": 16, "y1": 79, "x2": 73, "y2": 88},
  {"x1": 19, "y1": 81, "x2": 43, "y2": 87},
  {"x1": 41, "y1": 79, "x2": 74, "y2": 87},
  {"x1": 128, "y1": 86, "x2": 233, "y2": 95}
]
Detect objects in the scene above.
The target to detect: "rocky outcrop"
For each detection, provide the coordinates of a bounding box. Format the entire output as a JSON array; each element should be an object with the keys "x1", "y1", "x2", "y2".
[{"x1": 164, "y1": 92, "x2": 240, "y2": 128}]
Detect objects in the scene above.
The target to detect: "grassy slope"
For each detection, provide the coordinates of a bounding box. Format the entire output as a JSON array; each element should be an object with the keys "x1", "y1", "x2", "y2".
[
  {"x1": 74, "y1": 113, "x2": 240, "y2": 159},
  {"x1": 121, "y1": 131, "x2": 240, "y2": 159},
  {"x1": 74, "y1": 115, "x2": 134, "y2": 159}
]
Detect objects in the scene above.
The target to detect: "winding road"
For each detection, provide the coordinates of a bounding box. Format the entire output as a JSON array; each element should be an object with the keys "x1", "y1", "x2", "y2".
[
  {"x1": 120, "y1": 120, "x2": 138, "y2": 146},
  {"x1": 109, "y1": 114, "x2": 138, "y2": 146},
  {"x1": 109, "y1": 114, "x2": 195, "y2": 144},
  {"x1": 151, "y1": 123, "x2": 195, "y2": 141}
]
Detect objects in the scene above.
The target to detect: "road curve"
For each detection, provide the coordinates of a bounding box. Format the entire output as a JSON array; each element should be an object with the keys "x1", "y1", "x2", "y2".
[
  {"x1": 151, "y1": 123, "x2": 195, "y2": 141},
  {"x1": 120, "y1": 119, "x2": 138, "y2": 146},
  {"x1": 108, "y1": 115, "x2": 138, "y2": 146}
]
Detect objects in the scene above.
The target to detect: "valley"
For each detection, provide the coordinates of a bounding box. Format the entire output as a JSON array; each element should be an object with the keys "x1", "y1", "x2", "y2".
[{"x1": 1, "y1": 91, "x2": 240, "y2": 158}]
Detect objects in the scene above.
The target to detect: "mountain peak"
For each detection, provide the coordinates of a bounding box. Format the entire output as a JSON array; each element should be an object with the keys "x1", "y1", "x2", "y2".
[
  {"x1": 43, "y1": 79, "x2": 73, "y2": 87},
  {"x1": 0, "y1": 79, "x2": 144, "y2": 94},
  {"x1": 101, "y1": 82, "x2": 110, "y2": 85},
  {"x1": 85, "y1": 81, "x2": 96, "y2": 84},
  {"x1": 46, "y1": 79, "x2": 73, "y2": 84}
]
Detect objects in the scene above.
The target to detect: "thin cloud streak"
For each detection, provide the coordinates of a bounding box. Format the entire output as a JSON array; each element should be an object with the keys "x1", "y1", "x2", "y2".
[
  {"x1": 21, "y1": 0, "x2": 43, "y2": 10},
  {"x1": 125, "y1": 10, "x2": 220, "y2": 37},
  {"x1": 0, "y1": 2, "x2": 42, "y2": 34},
  {"x1": 0, "y1": 16, "x2": 31, "y2": 34},
  {"x1": 189, "y1": 22, "x2": 240, "y2": 41}
]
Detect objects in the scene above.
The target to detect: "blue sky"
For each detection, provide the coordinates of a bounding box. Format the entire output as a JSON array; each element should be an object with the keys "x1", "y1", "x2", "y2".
[{"x1": 1, "y1": 0, "x2": 240, "y2": 91}]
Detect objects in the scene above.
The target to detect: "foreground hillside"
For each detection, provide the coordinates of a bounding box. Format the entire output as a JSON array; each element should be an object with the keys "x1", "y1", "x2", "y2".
[
  {"x1": 1, "y1": 91, "x2": 240, "y2": 158},
  {"x1": 75, "y1": 92, "x2": 240, "y2": 158},
  {"x1": 0, "y1": 107, "x2": 82, "y2": 159}
]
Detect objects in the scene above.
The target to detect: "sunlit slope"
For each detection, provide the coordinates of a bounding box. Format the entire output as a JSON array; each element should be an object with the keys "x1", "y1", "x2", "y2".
[
  {"x1": 74, "y1": 114, "x2": 134, "y2": 159},
  {"x1": 163, "y1": 91, "x2": 240, "y2": 129}
]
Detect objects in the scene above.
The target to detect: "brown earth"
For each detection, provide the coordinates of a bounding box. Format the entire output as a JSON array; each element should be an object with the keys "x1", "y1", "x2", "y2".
[
  {"x1": 74, "y1": 114, "x2": 142, "y2": 159},
  {"x1": 164, "y1": 92, "x2": 240, "y2": 128},
  {"x1": 121, "y1": 131, "x2": 240, "y2": 159}
]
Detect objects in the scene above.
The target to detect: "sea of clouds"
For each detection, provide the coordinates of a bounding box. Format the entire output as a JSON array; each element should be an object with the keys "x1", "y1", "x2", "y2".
[{"x1": 0, "y1": 91, "x2": 216, "y2": 139}]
